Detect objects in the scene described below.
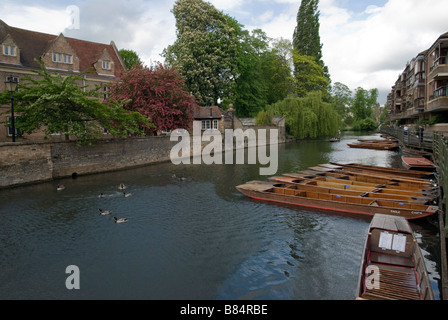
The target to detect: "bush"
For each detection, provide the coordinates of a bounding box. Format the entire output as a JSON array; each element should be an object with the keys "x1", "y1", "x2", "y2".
[{"x1": 352, "y1": 118, "x2": 378, "y2": 131}]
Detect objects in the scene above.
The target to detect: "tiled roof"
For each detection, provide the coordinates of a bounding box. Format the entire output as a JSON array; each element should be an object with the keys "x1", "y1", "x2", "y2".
[
  {"x1": 0, "y1": 19, "x2": 125, "y2": 76},
  {"x1": 193, "y1": 105, "x2": 224, "y2": 119}
]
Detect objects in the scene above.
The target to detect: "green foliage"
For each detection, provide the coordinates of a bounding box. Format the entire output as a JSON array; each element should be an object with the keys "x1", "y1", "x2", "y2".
[
  {"x1": 293, "y1": 0, "x2": 330, "y2": 83},
  {"x1": 293, "y1": 52, "x2": 329, "y2": 98},
  {"x1": 119, "y1": 49, "x2": 143, "y2": 69},
  {"x1": 7, "y1": 60, "x2": 151, "y2": 144},
  {"x1": 352, "y1": 118, "x2": 378, "y2": 131},
  {"x1": 352, "y1": 87, "x2": 378, "y2": 120},
  {"x1": 254, "y1": 110, "x2": 273, "y2": 125},
  {"x1": 162, "y1": 0, "x2": 240, "y2": 106},
  {"x1": 267, "y1": 91, "x2": 339, "y2": 139},
  {"x1": 330, "y1": 82, "x2": 352, "y2": 125}
]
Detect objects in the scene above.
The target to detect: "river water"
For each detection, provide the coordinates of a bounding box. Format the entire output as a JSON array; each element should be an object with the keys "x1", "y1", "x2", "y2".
[{"x1": 0, "y1": 132, "x2": 442, "y2": 300}]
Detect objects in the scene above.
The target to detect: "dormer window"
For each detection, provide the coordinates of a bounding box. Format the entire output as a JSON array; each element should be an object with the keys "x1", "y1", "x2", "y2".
[
  {"x1": 102, "y1": 60, "x2": 111, "y2": 70},
  {"x1": 52, "y1": 52, "x2": 72, "y2": 64},
  {"x1": 3, "y1": 45, "x2": 16, "y2": 56}
]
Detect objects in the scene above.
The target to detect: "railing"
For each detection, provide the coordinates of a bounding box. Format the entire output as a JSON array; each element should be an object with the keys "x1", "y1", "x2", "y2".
[
  {"x1": 380, "y1": 126, "x2": 434, "y2": 150},
  {"x1": 380, "y1": 126, "x2": 448, "y2": 236},
  {"x1": 433, "y1": 132, "x2": 448, "y2": 236},
  {"x1": 434, "y1": 86, "x2": 448, "y2": 99}
]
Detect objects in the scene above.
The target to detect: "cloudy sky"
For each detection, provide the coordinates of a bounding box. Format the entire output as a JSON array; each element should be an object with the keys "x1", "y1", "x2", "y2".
[{"x1": 1, "y1": 0, "x2": 447, "y2": 104}]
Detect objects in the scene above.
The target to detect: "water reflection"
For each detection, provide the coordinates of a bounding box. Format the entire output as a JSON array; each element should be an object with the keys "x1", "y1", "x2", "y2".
[{"x1": 0, "y1": 132, "x2": 441, "y2": 299}]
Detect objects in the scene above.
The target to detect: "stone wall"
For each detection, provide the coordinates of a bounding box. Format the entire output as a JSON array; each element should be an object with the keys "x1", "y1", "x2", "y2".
[{"x1": 0, "y1": 136, "x2": 177, "y2": 188}]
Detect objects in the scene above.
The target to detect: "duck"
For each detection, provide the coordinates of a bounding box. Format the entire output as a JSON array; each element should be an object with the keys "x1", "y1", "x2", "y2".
[
  {"x1": 99, "y1": 209, "x2": 112, "y2": 215},
  {"x1": 123, "y1": 191, "x2": 132, "y2": 198},
  {"x1": 57, "y1": 184, "x2": 65, "y2": 191},
  {"x1": 118, "y1": 183, "x2": 126, "y2": 190},
  {"x1": 114, "y1": 217, "x2": 128, "y2": 224}
]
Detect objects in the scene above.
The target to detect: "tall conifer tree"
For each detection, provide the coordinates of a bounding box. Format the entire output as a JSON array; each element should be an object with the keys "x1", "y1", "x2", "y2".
[{"x1": 293, "y1": 0, "x2": 330, "y2": 87}]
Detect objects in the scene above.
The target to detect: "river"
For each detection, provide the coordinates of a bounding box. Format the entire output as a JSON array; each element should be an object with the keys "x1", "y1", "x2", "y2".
[{"x1": 0, "y1": 132, "x2": 442, "y2": 300}]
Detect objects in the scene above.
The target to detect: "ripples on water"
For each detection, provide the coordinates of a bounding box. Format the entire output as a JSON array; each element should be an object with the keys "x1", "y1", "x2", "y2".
[{"x1": 0, "y1": 132, "x2": 441, "y2": 299}]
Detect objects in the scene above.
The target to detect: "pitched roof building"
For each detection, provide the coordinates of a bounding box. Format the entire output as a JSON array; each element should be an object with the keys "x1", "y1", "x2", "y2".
[{"x1": 0, "y1": 20, "x2": 127, "y2": 142}]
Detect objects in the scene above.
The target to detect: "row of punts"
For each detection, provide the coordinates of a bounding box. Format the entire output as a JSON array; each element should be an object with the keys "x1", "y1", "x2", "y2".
[
  {"x1": 236, "y1": 162, "x2": 438, "y2": 220},
  {"x1": 236, "y1": 162, "x2": 438, "y2": 299}
]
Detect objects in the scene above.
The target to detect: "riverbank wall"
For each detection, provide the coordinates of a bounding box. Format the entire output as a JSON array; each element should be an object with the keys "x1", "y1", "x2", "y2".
[
  {"x1": 0, "y1": 136, "x2": 177, "y2": 188},
  {"x1": 1, "y1": 126, "x2": 283, "y2": 189}
]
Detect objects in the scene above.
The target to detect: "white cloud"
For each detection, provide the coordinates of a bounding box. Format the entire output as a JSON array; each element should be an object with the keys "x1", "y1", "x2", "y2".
[
  {"x1": 1, "y1": 0, "x2": 446, "y2": 105},
  {"x1": 318, "y1": 0, "x2": 448, "y2": 103},
  {"x1": 0, "y1": 4, "x2": 72, "y2": 35}
]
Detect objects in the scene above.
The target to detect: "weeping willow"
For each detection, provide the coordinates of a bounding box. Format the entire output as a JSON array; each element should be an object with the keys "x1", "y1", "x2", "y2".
[{"x1": 267, "y1": 91, "x2": 339, "y2": 139}]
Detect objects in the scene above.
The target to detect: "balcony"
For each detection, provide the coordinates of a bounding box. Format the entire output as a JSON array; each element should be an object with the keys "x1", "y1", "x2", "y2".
[
  {"x1": 430, "y1": 56, "x2": 448, "y2": 73},
  {"x1": 427, "y1": 86, "x2": 448, "y2": 112}
]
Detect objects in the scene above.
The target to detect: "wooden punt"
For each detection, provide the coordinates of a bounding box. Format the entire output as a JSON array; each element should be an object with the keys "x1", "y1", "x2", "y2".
[
  {"x1": 347, "y1": 141, "x2": 399, "y2": 150},
  {"x1": 329, "y1": 162, "x2": 433, "y2": 179},
  {"x1": 283, "y1": 171, "x2": 437, "y2": 195},
  {"x1": 235, "y1": 181, "x2": 439, "y2": 220},
  {"x1": 356, "y1": 214, "x2": 434, "y2": 300},
  {"x1": 402, "y1": 156, "x2": 436, "y2": 172},
  {"x1": 268, "y1": 176, "x2": 431, "y2": 204},
  {"x1": 269, "y1": 176, "x2": 435, "y2": 203},
  {"x1": 286, "y1": 169, "x2": 436, "y2": 191}
]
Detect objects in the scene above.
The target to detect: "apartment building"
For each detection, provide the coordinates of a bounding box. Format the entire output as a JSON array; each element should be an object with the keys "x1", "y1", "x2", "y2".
[
  {"x1": 0, "y1": 20, "x2": 127, "y2": 142},
  {"x1": 387, "y1": 32, "x2": 448, "y2": 127}
]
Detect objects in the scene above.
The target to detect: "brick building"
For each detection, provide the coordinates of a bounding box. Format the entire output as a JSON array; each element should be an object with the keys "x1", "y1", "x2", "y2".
[
  {"x1": 387, "y1": 32, "x2": 448, "y2": 127},
  {"x1": 0, "y1": 20, "x2": 127, "y2": 142}
]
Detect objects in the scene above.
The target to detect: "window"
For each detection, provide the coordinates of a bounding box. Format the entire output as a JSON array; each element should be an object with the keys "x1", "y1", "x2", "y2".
[
  {"x1": 52, "y1": 53, "x2": 72, "y2": 64},
  {"x1": 7, "y1": 116, "x2": 22, "y2": 137},
  {"x1": 103, "y1": 86, "x2": 110, "y2": 99},
  {"x1": 201, "y1": 120, "x2": 210, "y2": 130},
  {"x1": 102, "y1": 60, "x2": 111, "y2": 70},
  {"x1": 3, "y1": 45, "x2": 16, "y2": 56},
  {"x1": 201, "y1": 120, "x2": 219, "y2": 130}
]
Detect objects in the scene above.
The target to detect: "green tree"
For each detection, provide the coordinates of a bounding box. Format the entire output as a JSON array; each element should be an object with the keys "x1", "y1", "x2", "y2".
[
  {"x1": 162, "y1": 0, "x2": 239, "y2": 106},
  {"x1": 267, "y1": 91, "x2": 339, "y2": 139},
  {"x1": 264, "y1": 38, "x2": 295, "y2": 105},
  {"x1": 119, "y1": 49, "x2": 143, "y2": 69},
  {"x1": 293, "y1": 52, "x2": 329, "y2": 98},
  {"x1": 331, "y1": 82, "x2": 352, "y2": 125},
  {"x1": 234, "y1": 28, "x2": 270, "y2": 117},
  {"x1": 2, "y1": 61, "x2": 151, "y2": 144},
  {"x1": 293, "y1": 0, "x2": 329, "y2": 81},
  {"x1": 352, "y1": 87, "x2": 378, "y2": 120}
]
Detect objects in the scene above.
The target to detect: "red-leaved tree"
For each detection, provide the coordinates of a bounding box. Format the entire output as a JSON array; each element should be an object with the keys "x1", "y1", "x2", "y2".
[{"x1": 109, "y1": 63, "x2": 195, "y2": 135}]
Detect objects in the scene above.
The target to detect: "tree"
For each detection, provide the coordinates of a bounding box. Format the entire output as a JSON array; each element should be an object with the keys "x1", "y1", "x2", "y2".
[
  {"x1": 330, "y1": 82, "x2": 352, "y2": 125},
  {"x1": 119, "y1": 49, "x2": 143, "y2": 69},
  {"x1": 351, "y1": 87, "x2": 379, "y2": 131},
  {"x1": 352, "y1": 87, "x2": 378, "y2": 120},
  {"x1": 293, "y1": 0, "x2": 330, "y2": 98},
  {"x1": 263, "y1": 38, "x2": 295, "y2": 105},
  {"x1": 3, "y1": 61, "x2": 150, "y2": 144},
  {"x1": 162, "y1": 0, "x2": 239, "y2": 106},
  {"x1": 293, "y1": 0, "x2": 329, "y2": 79},
  {"x1": 234, "y1": 28, "x2": 270, "y2": 117},
  {"x1": 108, "y1": 64, "x2": 195, "y2": 135},
  {"x1": 267, "y1": 91, "x2": 339, "y2": 139},
  {"x1": 293, "y1": 52, "x2": 329, "y2": 98}
]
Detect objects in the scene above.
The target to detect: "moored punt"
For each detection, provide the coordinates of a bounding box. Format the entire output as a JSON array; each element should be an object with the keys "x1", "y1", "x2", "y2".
[
  {"x1": 235, "y1": 181, "x2": 439, "y2": 220},
  {"x1": 347, "y1": 141, "x2": 399, "y2": 150},
  {"x1": 402, "y1": 156, "x2": 436, "y2": 172},
  {"x1": 268, "y1": 176, "x2": 432, "y2": 204},
  {"x1": 356, "y1": 214, "x2": 434, "y2": 300},
  {"x1": 329, "y1": 162, "x2": 433, "y2": 179},
  {"x1": 284, "y1": 168, "x2": 436, "y2": 191}
]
